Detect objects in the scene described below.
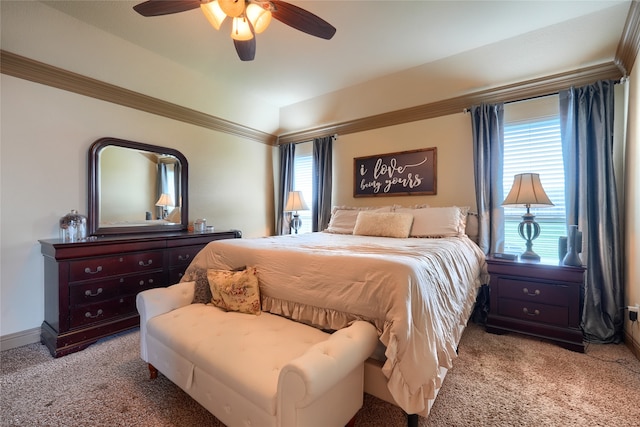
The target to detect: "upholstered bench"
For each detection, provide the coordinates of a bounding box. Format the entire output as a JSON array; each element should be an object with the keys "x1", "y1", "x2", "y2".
[{"x1": 136, "y1": 281, "x2": 379, "y2": 427}]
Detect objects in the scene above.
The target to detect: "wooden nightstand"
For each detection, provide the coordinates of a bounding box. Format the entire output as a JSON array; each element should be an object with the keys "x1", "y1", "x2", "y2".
[{"x1": 486, "y1": 257, "x2": 585, "y2": 352}]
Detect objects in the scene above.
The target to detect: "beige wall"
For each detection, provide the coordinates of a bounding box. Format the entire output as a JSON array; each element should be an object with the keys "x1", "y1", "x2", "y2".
[
  {"x1": 332, "y1": 114, "x2": 476, "y2": 210},
  {"x1": 0, "y1": 73, "x2": 275, "y2": 339},
  {"x1": 624, "y1": 58, "x2": 640, "y2": 354}
]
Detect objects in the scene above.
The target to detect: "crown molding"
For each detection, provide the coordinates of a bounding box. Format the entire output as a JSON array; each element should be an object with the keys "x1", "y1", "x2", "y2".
[
  {"x1": 277, "y1": 61, "x2": 623, "y2": 145},
  {"x1": 615, "y1": 0, "x2": 640, "y2": 76},
  {"x1": 0, "y1": 50, "x2": 277, "y2": 146}
]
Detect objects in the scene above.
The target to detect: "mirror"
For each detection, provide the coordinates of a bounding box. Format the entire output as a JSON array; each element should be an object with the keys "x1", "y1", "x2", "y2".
[{"x1": 88, "y1": 137, "x2": 188, "y2": 235}]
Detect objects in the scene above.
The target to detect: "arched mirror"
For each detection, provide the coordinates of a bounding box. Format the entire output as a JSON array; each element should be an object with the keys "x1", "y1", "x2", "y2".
[{"x1": 88, "y1": 137, "x2": 188, "y2": 235}]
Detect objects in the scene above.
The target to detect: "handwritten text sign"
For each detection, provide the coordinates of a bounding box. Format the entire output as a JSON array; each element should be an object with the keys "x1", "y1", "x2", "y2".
[{"x1": 354, "y1": 148, "x2": 437, "y2": 197}]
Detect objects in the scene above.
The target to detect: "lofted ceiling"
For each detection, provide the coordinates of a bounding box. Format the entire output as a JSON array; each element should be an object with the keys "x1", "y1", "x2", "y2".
[{"x1": 41, "y1": 0, "x2": 632, "y2": 109}]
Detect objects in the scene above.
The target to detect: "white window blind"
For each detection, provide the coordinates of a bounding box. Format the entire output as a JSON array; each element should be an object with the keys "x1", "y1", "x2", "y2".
[
  {"x1": 293, "y1": 146, "x2": 313, "y2": 234},
  {"x1": 503, "y1": 117, "x2": 566, "y2": 260}
]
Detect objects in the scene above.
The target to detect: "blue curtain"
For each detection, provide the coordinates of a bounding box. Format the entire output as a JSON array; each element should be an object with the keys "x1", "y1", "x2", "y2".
[
  {"x1": 559, "y1": 80, "x2": 623, "y2": 343},
  {"x1": 312, "y1": 136, "x2": 333, "y2": 232},
  {"x1": 277, "y1": 143, "x2": 295, "y2": 235},
  {"x1": 470, "y1": 103, "x2": 505, "y2": 255},
  {"x1": 156, "y1": 163, "x2": 169, "y2": 220}
]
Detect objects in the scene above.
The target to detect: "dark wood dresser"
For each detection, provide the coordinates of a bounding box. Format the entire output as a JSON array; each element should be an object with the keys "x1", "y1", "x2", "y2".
[
  {"x1": 39, "y1": 230, "x2": 241, "y2": 357},
  {"x1": 486, "y1": 256, "x2": 585, "y2": 352}
]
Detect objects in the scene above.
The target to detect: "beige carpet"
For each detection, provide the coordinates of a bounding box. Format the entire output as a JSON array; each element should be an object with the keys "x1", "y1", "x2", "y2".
[{"x1": 2, "y1": 323, "x2": 639, "y2": 426}]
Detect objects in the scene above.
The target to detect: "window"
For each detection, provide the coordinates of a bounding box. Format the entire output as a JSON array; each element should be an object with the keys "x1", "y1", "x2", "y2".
[
  {"x1": 503, "y1": 98, "x2": 565, "y2": 260},
  {"x1": 292, "y1": 142, "x2": 313, "y2": 234}
]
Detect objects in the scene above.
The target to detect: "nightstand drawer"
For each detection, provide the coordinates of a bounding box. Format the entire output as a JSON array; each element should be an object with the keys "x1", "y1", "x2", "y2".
[
  {"x1": 498, "y1": 298, "x2": 569, "y2": 327},
  {"x1": 496, "y1": 277, "x2": 569, "y2": 306}
]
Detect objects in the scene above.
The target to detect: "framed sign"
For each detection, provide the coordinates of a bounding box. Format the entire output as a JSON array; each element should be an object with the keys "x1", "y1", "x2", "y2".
[{"x1": 354, "y1": 147, "x2": 437, "y2": 197}]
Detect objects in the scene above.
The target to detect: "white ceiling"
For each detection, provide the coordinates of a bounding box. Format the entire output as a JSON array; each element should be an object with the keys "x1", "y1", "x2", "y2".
[{"x1": 41, "y1": 0, "x2": 632, "y2": 109}]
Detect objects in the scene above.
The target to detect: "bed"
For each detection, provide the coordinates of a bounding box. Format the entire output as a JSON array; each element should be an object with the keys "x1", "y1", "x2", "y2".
[{"x1": 180, "y1": 206, "x2": 488, "y2": 419}]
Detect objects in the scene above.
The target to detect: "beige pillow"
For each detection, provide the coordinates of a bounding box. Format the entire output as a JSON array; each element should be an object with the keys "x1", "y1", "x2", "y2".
[
  {"x1": 353, "y1": 211, "x2": 414, "y2": 238},
  {"x1": 207, "y1": 267, "x2": 261, "y2": 315},
  {"x1": 324, "y1": 206, "x2": 393, "y2": 234},
  {"x1": 410, "y1": 206, "x2": 469, "y2": 237}
]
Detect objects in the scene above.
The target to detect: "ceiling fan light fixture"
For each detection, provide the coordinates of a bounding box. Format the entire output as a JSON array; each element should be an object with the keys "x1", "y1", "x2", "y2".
[
  {"x1": 246, "y1": 3, "x2": 271, "y2": 34},
  {"x1": 231, "y1": 16, "x2": 254, "y2": 41},
  {"x1": 218, "y1": 0, "x2": 245, "y2": 18},
  {"x1": 200, "y1": 1, "x2": 226, "y2": 30}
]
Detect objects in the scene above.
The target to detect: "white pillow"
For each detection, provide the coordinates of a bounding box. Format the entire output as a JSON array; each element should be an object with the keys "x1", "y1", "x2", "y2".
[
  {"x1": 325, "y1": 206, "x2": 393, "y2": 234},
  {"x1": 353, "y1": 211, "x2": 414, "y2": 238},
  {"x1": 410, "y1": 206, "x2": 469, "y2": 237}
]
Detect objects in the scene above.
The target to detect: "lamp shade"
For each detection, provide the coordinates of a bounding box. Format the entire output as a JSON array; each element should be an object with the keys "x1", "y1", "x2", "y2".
[
  {"x1": 284, "y1": 191, "x2": 309, "y2": 212},
  {"x1": 231, "y1": 16, "x2": 254, "y2": 41},
  {"x1": 201, "y1": 1, "x2": 227, "y2": 30},
  {"x1": 155, "y1": 193, "x2": 174, "y2": 207},
  {"x1": 502, "y1": 173, "x2": 554, "y2": 207},
  {"x1": 246, "y1": 3, "x2": 272, "y2": 33}
]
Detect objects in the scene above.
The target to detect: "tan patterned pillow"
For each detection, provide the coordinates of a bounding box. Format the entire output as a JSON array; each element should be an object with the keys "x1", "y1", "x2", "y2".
[{"x1": 207, "y1": 267, "x2": 261, "y2": 315}]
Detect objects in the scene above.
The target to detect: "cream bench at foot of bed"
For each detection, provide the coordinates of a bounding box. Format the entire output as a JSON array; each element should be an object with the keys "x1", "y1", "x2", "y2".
[{"x1": 136, "y1": 281, "x2": 378, "y2": 427}]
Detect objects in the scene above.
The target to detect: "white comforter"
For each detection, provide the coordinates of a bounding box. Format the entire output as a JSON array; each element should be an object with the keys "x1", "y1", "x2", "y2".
[{"x1": 185, "y1": 232, "x2": 487, "y2": 415}]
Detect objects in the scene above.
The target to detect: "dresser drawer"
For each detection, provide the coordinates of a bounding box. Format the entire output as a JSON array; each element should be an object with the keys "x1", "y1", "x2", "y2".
[
  {"x1": 168, "y1": 245, "x2": 205, "y2": 268},
  {"x1": 70, "y1": 298, "x2": 126, "y2": 328},
  {"x1": 69, "y1": 251, "x2": 164, "y2": 281},
  {"x1": 70, "y1": 278, "x2": 122, "y2": 305},
  {"x1": 496, "y1": 277, "x2": 569, "y2": 306},
  {"x1": 120, "y1": 271, "x2": 165, "y2": 296},
  {"x1": 498, "y1": 298, "x2": 569, "y2": 327}
]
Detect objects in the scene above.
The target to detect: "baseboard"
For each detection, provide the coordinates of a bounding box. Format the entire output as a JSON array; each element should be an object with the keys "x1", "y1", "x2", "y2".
[
  {"x1": 623, "y1": 328, "x2": 640, "y2": 362},
  {"x1": 0, "y1": 327, "x2": 41, "y2": 351}
]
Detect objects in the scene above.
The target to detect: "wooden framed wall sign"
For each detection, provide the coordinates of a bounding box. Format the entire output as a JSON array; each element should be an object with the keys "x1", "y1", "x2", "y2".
[{"x1": 354, "y1": 147, "x2": 437, "y2": 197}]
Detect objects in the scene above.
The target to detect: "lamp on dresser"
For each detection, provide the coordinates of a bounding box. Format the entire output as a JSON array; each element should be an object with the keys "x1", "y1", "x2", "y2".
[
  {"x1": 155, "y1": 193, "x2": 174, "y2": 219},
  {"x1": 284, "y1": 190, "x2": 309, "y2": 234},
  {"x1": 502, "y1": 173, "x2": 554, "y2": 261}
]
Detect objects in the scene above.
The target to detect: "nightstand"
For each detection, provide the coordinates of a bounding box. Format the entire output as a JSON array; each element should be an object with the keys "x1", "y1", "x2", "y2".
[{"x1": 486, "y1": 257, "x2": 585, "y2": 352}]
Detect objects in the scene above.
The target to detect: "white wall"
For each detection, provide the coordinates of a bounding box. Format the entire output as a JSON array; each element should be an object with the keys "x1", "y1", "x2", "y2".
[
  {"x1": 0, "y1": 73, "x2": 275, "y2": 339},
  {"x1": 624, "y1": 57, "x2": 640, "y2": 352}
]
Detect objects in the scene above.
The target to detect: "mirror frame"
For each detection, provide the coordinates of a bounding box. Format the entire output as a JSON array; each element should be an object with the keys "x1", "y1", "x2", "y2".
[{"x1": 88, "y1": 137, "x2": 189, "y2": 236}]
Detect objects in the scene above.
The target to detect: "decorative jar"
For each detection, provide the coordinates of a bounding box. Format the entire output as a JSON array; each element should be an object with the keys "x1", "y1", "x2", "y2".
[{"x1": 59, "y1": 209, "x2": 87, "y2": 242}]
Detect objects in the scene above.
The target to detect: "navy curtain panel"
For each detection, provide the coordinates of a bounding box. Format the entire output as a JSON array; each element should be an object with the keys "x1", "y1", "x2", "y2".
[
  {"x1": 277, "y1": 143, "x2": 295, "y2": 235},
  {"x1": 470, "y1": 103, "x2": 505, "y2": 255},
  {"x1": 156, "y1": 163, "x2": 169, "y2": 220},
  {"x1": 559, "y1": 80, "x2": 623, "y2": 343},
  {"x1": 312, "y1": 136, "x2": 333, "y2": 232}
]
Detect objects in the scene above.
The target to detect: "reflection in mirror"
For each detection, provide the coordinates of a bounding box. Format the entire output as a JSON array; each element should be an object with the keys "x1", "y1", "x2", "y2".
[{"x1": 89, "y1": 138, "x2": 188, "y2": 235}]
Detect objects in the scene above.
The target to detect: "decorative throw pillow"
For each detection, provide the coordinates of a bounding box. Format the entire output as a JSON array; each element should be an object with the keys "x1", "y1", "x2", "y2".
[
  {"x1": 352, "y1": 211, "x2": 414, "y2": 238},
  {"x1": 325, "y1": 206, "x2": 393, "y2": 234},
  {"x1": 181, "y1": 266, "x2": 212, "y2": 304},
  {"x1": 183, "y1": 265, "x2": 247, "y2": 304},
  {"x1": 207, "y1": 267, "x2": 261, "y2": 315},
  {"x1": 410, "y1": 206, "x2": 470, "y2": 237}
]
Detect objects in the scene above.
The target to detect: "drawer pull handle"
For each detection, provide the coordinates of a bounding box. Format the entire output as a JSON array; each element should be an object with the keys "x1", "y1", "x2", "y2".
[
  {"x1": 178, "y1": 254, "x2": 191, "y2": 261},
  {"x1": 522, "y1": 288, "x2": 540, "y2": 296},
  {"x1": 84, "y1": 288, "x2": 103, "y2": 297},
  {"x1": 84, "y1": 266, "x2": 103, "y2": 275},
  {"x1": 523, "y1": 307, "x2": 540, "y2": 316},
  {"x1": 139, "y1": 260, "x2": 153, "y2": 267},
  {"x1": 85, "y1": 309, "x2": 103, "y2": 319}
]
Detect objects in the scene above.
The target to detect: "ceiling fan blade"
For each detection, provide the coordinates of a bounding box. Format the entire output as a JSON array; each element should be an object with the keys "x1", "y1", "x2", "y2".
[
  {"x1": 234, "y1": 38, "x2": 256, "y2": 61},
  {"x1": 133, "y1": 0, "x2": 203, "y2": 17},
  {"x1": 271, "y1": 0, "x2": 336, "y2": 40}
]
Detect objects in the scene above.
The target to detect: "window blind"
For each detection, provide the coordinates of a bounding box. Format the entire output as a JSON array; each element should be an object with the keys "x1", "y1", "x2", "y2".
[
  {"x1": 503, "y1": 117, "x2": 566, "y2": 259},
  {"x1": 293, "y1": 152, "x2": 313, "y2": 234}
]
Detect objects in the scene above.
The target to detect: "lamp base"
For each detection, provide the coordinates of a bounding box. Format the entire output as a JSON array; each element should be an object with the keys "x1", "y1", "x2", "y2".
[
  {"x1": 291, "y1": 214, "x2": 301, "y2": 234},
  {"x1": 519, "y1": 250, "x2": 541, "y2": 261}
]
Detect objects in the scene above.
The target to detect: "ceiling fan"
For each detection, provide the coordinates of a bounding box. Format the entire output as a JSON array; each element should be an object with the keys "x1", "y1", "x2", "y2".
[{"x1": 133, "y1": 0, "x2": 336, "y2": 61}]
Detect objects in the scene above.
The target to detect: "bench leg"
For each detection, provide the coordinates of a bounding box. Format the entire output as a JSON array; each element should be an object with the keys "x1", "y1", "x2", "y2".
[
  {"x1": 407, "y1": 413, "x2": 418, "y2": 427},
  {"x1": 148, "y1": 363, "x2": 158, "y2": 380}
]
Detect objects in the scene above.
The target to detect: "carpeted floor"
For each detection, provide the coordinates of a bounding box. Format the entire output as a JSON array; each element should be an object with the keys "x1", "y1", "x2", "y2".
[{"x1": 2, "y1": 323, "x2": 639, "y2": 426}]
